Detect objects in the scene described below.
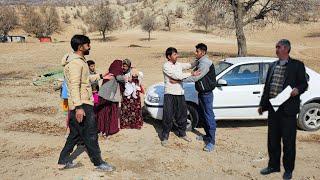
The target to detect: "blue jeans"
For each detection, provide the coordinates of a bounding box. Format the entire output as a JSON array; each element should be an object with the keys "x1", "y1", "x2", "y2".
[{"x1": 198, "y1": 91, "x2": 216, "y2": 145}]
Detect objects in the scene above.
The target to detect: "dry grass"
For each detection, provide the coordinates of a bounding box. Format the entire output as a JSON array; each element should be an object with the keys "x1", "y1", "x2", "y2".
[
  {"x1": 298, "y1": 134, "x2": 320, "y2": 143},
  {"x1": 23, "y1": 106, "x2": 58, "y2": 116},
  {"x1": 305, "y1": 32, "x2": 320, "y2": 38},
  {"x1": 0, "y1": 71, "x2": 31, "y2": 81},
  {"x1": 6, "y1": 119, "x2": 64, "y2": 136}
]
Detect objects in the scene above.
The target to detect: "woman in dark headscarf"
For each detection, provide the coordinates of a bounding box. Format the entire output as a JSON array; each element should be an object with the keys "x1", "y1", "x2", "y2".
[
  {"x1": 96, "y1": 60, "x2": 124, "y2": 137},
  {"x1": 120, "y1": 59, "x2": 144, "y2": 129}
]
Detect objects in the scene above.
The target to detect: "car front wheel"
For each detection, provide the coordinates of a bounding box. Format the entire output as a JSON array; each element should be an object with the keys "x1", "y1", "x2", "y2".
[
  {"x1": 298, "y1": 103, "x2": 320, "y2": 131},
  {"x1": 186, "y1": 103, "x2": 199, "y2": 131}
]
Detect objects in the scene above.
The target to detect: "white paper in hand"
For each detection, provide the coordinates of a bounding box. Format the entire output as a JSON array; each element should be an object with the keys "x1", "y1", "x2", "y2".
[{"x1": 269, "y1": 86, "x2": 293, "y2": 111}]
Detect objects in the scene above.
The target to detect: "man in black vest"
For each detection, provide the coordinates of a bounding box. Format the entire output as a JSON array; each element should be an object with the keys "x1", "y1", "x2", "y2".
[
  {"x1": 183, "y1": 43, "x2": 217, "y2": 152},
  {"x1": 258, "y1": 39, "x2": 308, "y2": 180}
]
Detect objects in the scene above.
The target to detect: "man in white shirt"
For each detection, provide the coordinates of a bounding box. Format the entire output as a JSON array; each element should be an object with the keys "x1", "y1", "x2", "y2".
[{"x1": 161, "y1": 47, "x2": 199, "y2": 146}]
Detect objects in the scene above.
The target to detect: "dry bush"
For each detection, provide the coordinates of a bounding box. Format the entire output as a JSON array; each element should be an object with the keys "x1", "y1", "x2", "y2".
[
  {"x1": 175, "y1": 5, "x2": 184, "y2": 18},
  {"x1": 141, "y1": 12, "x2": 157, "y2": 41},
  {"x1": 119, "y1": 9, "x2": 125, "y2": 19},
  {"x1": 277, "y1": 0, "x2": 320, "y2": 23},
  {"x1": 0, "y1": 6, "x2": 19, "y2": 36},
  {"x1": 21, "y1": 6, "x2": 61, "y2": 38},
  {"x1": 162, "y1": 9, "x2": 175, "y2": 31},
  {"x1": 84, "y1": 2, "x2": 121, "y2": 41},
  {"x1": 193, "y1": 3, "x2": 217, "y2": 33},
  {"x1": 78, "y1": 25, "x2": 87, "y2": 35},
  {"x1": 130, "y1": 10, "x2": 144, "y2": 27},
  {"x1": 61, "y1": 13, "x2": 71, "y2": 24},
  {"x1": 117, "y1": 0, "x2": 123, "y2": 6},
  {"x1": 76, "y1": 9, "x2": 82, "y2": 18}
]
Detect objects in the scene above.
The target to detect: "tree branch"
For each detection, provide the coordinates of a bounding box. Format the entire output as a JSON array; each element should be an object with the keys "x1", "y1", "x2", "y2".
[
  {"x1": 243, "y1": 0, "x2": 260, "y2": 12},
  {"x1": 244, "y1": 0, "x2": 281, "y2": 26}
]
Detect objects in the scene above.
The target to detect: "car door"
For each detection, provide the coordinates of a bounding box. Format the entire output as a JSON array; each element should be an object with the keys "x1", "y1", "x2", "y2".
[{"x1": 213, "y1": 63, "x2": 265, "y2": 119}]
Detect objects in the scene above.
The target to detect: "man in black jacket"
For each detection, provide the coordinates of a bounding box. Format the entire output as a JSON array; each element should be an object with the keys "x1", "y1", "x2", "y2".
[
  {"x1": 258, "y1": 39, "x2": 308, "y2": 180},
  {"x1": 183, "y1": 43, "x2": 217, "y2": 152}
]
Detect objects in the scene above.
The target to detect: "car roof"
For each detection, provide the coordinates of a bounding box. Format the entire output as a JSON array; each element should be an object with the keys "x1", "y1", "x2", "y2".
[{"x1": 222, "y1": 57, "x2": 278, "y2": 65}]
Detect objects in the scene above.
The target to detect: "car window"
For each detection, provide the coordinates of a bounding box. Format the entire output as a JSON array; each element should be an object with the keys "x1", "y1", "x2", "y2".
[
  {"x1": 261, "y1": 63, "x2": 270, "y2": 84},
  {"x1": 214, "y1": 61, "x2": 232, "y2": 75},
  {"x1": 221, "y1": 63, "x2": 260, "y2": 86}
]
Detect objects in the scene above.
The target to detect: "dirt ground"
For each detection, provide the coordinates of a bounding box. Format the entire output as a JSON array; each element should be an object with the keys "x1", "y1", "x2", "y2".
[{"x1": 0, "y1": 23, "x2": 320, "y2": 180}]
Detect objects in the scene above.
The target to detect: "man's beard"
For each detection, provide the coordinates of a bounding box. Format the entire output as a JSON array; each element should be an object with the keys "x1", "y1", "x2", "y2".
[{"x1": 84, "y1": 49, "x2": 90, "y2": 55}]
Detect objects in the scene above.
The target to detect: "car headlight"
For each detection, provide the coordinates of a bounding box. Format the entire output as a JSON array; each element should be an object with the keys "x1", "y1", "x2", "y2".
[{"x1": 147, "y1": 95, "x2": 160, "y2": 103}]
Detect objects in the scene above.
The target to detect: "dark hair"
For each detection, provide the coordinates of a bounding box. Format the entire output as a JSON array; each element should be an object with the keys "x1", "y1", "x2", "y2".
[
  {"x1": 277, "y1": 39, "x2": 291, "y2": 53},
  {"x1": 92, "y1": 84, "x2": 99, "y2": 92},
  {"x1": 87, "y1": 60, "x2": 95, "y2": 66},
  {"x1": 165, "y1": 47, "x2": 178, "y2": 59},
  {"x1": 70, "y1": 35, "x2": 90, "y2": 51},
  {"x1": 196, "y1": 43, "x2": 207, "y2": 53}
]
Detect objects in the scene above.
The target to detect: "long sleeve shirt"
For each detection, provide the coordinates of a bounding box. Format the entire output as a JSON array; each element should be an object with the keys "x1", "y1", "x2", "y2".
[
  {"x1": 163, "y1": 61, "x2": 192, "y2": 95},
  {"x1": 183, "y1": 55, "x2": 212, "y2": 82}
]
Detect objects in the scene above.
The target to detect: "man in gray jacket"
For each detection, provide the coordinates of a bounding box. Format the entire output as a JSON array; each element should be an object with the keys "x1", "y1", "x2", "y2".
[{"x1": 182, "y1": 43, "x2": 217, "y2": 152}]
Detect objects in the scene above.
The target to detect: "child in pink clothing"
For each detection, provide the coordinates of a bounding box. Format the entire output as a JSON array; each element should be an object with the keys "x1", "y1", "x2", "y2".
[{"x1": 92, "y1": 86, "x2": 99, "y2": 107}]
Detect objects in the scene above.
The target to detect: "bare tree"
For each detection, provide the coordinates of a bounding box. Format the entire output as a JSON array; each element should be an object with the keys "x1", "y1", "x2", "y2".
[
  {"x1": 278, "y1": 0, "x2": 320, "y2": 23},
  {"x1": 141, "y1": 13, "x2": 156, "y2": 41},
  {"x1": 76, "y1": 9, "x2": 82, "y2": 18},
  {"x1": 21, "y1": 6, "x2": 43, "y2": 38},
  {"x1": 162, "y1": 9, "x2": 175, "y2": 31},
  {"x1": 194, "y1": 0, "x2": 318, "y2": 56},
  {"x1": 84, "y1": 2, "x2": 121, "y2": 41},
  {"x1": 193, "y1": 3, "x2": 217, "y2": 33},
  {"x1": 78, "y1": 25, "x2": 87, "y2": 35},
  {"x1": 22, "y1": 6, "x2": 61, "y2": 38},
  {"x1": 0, "y1": 7, "x2": 19, "y2": 36},
  {"x1": 117, "y1": 0, "x2": 123, "y2": 6},
  {"x1": 62, "y1": 13, "x2": 71, "y2": 24},
  {"x1": 40, "y1": 6, "x2": 61, "y2": 37},
  {"x1": 130, "y1": 10, "x2": 144, "y2": 27},
  {"x1": 175, "y1": 6, "x2": 184, "y2": 18}
]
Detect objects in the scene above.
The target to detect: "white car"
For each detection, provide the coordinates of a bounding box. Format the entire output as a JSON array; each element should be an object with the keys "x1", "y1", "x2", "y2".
[{"x1": 144, "y1": 57, "x2": 320, "y2": 131}]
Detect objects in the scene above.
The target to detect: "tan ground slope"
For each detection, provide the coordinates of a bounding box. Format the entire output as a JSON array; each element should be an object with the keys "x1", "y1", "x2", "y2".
[{"x1": 0, "y1": 22, "x2": 319, "y2": 179}]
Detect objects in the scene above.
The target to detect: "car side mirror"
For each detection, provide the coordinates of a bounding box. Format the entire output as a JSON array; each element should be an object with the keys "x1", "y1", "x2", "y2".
[{"x1": 217, "y1": 79, "x2": 227, "y2": 86}]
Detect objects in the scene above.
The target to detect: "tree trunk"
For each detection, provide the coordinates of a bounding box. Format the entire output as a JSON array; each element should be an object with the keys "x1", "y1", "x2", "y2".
[
  {"x1": 148, "y1": 31, "x2": 151, "y2": 41},
  {"x1": 231, "y1": 0, "x2": 247, "y2": 57},
  {"x1": 166, "y1": 17, "x2": 171, "y2": 31},
  {"x1": 102, "y1": 30, "x2": 106, "y2": 41},
  {"x1": 205, "y1": 24, "x2": 208, "y2": 34}
]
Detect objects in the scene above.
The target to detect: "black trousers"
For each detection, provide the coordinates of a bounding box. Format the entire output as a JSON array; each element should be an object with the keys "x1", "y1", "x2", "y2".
[
  {"x1": 267, "y1": 107, "x2": 297, "y2": 172},
  {"x1": 162, "y1": 94, "x2": 187, "y2": 140},
  {"x1": 58, "y1": 104, "x2": 103, "y2": 166}
]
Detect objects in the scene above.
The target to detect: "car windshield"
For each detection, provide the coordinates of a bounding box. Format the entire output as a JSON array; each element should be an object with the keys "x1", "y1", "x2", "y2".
[{"x1": 214, "y1": 61, "x2": 232, "y2": 75}]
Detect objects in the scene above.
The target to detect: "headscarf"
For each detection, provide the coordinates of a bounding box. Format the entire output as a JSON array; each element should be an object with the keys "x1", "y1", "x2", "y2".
[
  {"x1": 102, "y1": 60, "x2": 123, "y2": 84},
  {"x1": 109, "y1": 60, "x2": 123, "y2": 76},
  {"x1": 122, "y1": 59, "x2": 132, "y2": 74}
]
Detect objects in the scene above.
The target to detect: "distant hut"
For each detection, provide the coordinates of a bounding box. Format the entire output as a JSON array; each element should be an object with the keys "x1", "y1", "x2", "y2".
[
  {"x1": 39, "y1": 37, "x2": 52, "y2": 42},
  {"x1": 5, "y1": 36, "x2": 26, "y2": 43}
]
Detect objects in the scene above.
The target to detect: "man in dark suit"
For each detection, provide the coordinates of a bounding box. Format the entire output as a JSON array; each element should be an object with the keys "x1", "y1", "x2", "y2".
[{"x1": 258, "y1": 39, "x2": 308, "y2": 180}]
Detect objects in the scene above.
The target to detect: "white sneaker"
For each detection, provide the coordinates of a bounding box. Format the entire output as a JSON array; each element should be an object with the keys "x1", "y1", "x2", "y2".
[{"x1": 96, "y1": 162, "x2": 115, "y2": 172}]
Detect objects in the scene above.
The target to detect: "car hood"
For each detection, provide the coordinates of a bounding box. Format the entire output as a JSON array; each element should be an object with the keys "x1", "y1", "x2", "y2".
[
  {"x1": 146, "y1": 82, "x2": 164, "y2": 97},
  {"x1": 145, "y1": 82, "x2": 196, "y2": 105}
]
